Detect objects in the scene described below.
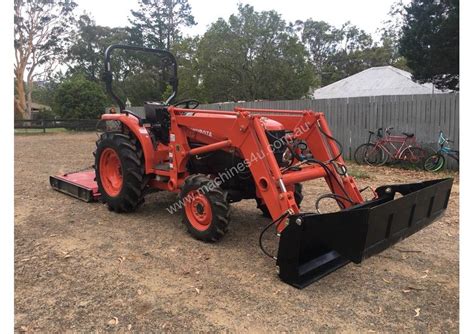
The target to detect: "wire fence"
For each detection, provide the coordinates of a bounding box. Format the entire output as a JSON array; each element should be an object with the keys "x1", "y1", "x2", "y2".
[{"x1": 14, "y1": 119, "x2": 99, "y2": 132}]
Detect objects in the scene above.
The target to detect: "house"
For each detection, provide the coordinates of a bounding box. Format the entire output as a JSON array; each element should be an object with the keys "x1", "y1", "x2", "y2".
[
  {"x1": 30, "y1": 102, "x2": 52, "y2": 119},
  {"x1": 312, "y1": 66, "x2": 449, "y2": 99}
]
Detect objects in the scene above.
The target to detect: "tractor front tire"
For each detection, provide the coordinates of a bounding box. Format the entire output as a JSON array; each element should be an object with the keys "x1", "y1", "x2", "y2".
[
  {"x1": 180, "y1": 175, "x2": 230, "y2": 242},
  {"x1": 256, "y1": 183, "x2": 303, "y2": 218},
  {"x1": 94, "y1": 132, "x2": 146, "y2": 213}
]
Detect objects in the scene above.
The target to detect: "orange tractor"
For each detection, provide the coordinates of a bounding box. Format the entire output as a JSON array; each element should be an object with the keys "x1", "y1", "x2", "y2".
[{"x1": 50, "y1": 45, "x2": 453, "y2": 288}]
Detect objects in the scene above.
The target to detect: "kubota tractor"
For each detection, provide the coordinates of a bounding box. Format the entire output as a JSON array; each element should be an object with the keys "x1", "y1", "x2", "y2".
[{"x1": 50, "y1": 45, "x2": 453, "y2": 288}]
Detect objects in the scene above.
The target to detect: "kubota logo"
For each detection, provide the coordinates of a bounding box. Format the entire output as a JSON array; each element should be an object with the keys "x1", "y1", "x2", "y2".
[{"x1": 191, "y1": 128, "x2": 213, "y2": 137}]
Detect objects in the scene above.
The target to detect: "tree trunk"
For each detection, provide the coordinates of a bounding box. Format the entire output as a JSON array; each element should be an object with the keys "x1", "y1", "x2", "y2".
[
  {"x1": 26, "y1": 77, "x2": 33, "y2": 119},
  {"x1": 14, "y1": 67, "x2": 27, "y2": 119}
]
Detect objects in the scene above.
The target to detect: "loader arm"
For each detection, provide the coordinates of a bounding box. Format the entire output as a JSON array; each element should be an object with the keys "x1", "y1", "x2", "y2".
[{"x1": 169, "y1": 106, "x2": 364, "y2": 229}]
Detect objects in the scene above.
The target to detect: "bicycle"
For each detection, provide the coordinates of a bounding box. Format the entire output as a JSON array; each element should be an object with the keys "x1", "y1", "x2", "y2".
[
  {"x1": 354, "y1": 127, "x2": 384, "y2": 165},
  {"x1": 355, "y1": 127, "x2": 429, "y2": 168},
  {"x1": 424, "y1": 131, "x2": 459, "y2": 172}
]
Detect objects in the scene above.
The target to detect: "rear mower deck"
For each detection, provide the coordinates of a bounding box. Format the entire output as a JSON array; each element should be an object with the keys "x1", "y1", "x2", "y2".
[{"x1": 50, "y1": 170, "x2": 100, "y2": 202}]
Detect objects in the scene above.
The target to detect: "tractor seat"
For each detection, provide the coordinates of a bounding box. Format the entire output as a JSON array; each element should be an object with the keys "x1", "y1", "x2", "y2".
[{"x1": 403, "y1": 132, "x2": 414, "y2": 138}]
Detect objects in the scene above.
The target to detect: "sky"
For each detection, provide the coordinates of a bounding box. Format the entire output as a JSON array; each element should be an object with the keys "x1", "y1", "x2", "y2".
[{"x1": 74, "y1": 0, "x2": 411, "y2": 38}]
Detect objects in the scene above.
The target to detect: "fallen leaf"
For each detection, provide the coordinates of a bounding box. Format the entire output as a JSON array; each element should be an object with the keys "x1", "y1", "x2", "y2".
[
  {"x1": 402, "y1": 289, "x2": 411, "y2": 293},
  {"x1": 78, "y1": 301, "x2": 88, "y2": 307},
  {"x1": 414, "y1": 308, "x2": 420, "y2": 317},
  {"x1": 108, "y1": 317, "x2": 119, "y2": 326},
  {"x1": 420, "y1": 274, "x2": 428, "y2": 279},
  {"x1": 382, "y1": 278, "x2": 391, "y2": 284},
  {"x1": 118, "y1": 256, "x2": 125, "y2": 264},
  {"x1": 20, "y1": 325, "x2": 28, "y2": 332},
  {"x1": 195, "y1": 287, "x2": 200, "y2": 294},
  {"x1": 127, "y1": 324, "x2": 132, "y2": 330}
]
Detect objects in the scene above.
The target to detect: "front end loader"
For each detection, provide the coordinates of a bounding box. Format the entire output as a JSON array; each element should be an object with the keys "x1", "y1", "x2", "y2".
[{"x1": 51, "y1": 45, "x2": 453, "y2": 288}]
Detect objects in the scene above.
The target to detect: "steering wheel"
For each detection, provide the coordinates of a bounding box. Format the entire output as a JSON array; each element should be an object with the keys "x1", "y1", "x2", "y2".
[{"x1": 173, "y1": 99, "x2": 200, "y2": 109}]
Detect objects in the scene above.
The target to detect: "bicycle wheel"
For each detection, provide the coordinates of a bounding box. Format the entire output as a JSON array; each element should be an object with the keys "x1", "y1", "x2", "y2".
[
  {"x1": 424, "y1": 154, "x2": 445, "y2": 172},
  {"x1": 365, "y1": 145, "x2": 387, "y2": 166},
  {"x1": 399, "y1": 146, "x2": 429, "y2": 169},
  {"x1": 354, "y1": 143, "x2": 374, "y2": 165}
]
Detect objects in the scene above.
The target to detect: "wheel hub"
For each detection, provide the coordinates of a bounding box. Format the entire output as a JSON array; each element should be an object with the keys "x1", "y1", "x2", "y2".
[
  {"x1": 99, "y1": 148, "x2": 123, "y2": 196},
  {"x1": 185, "y1": 190, "x2": 212, "y2": 231}
]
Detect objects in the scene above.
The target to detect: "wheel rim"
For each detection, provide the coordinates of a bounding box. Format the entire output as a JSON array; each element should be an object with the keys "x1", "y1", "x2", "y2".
[
  {"x1": 184, "y1": 190, "x2": 212, "y2": 231},
  {"x1": 425, "y1": 154, "x2": 444, "y2": 171},
  {"x1": 99, "y1": 148, "x2": 123, "y2": 196},
  {"x1": 365, "y1": 146, "x2": 384, "y2": 166}
]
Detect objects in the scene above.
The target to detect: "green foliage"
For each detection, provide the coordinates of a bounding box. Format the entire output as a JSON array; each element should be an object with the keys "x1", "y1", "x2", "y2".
[
  {"x1": 129, "y1": 0, "x2": 196, "y2": 50},
  {"x1": 31, "y1": 81, "x2": 59, "y2": 108},
  {"x1": 399, "y1": 0, "x2": 459, "y2": 90},
  {"x1": 54, "y1": 75, "x2": 108, "y2": 119},
  {"x1": 35, "y1": 108, "x2": 58, "y2": 120},
  {"x1": 67, "y1": 14, "x2": 132, "y2": 82},
  {"x1": 299, "y1": 18, "x2": 405, "y2": 87},
  {"x1": 172, "y1": 37, "x2": 204, "y2": 101},
  {"x1": 196, "y1": 5, "x2": 315, "y2": 102}
]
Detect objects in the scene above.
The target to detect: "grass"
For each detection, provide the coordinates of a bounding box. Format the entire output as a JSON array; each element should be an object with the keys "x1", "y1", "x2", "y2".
[
  {"x1": 350, "y1": 167, "x2": 371, "y2": 179},
  {"x1": 14, "y1": 128, "x2": 68, "y2": 135}
]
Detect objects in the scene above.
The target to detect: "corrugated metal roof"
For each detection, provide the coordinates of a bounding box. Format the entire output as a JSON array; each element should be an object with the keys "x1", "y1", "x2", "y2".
[{"x1": 312, "y1": 66, "x2": 447, "y2": 99}]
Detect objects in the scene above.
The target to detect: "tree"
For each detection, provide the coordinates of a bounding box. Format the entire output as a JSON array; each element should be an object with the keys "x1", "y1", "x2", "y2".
[
  {"x1": 399, "y1": 0, "x2": 459, "y2": 90},
  {"x1": 197, "y1": 5, "x2": 315, "y2": 102},
  {"x1": 296, "y1": 19, "x2": 341, "y2": 86},
  {"x1": 298, "y1": 19, "x2": 403, "y2": 87},
  {"x1": 66, "y1": 14, "x2": 130, "y2": 82},
  {"x1": 171, "y1": 37, "x2": 204, "y2": 101},
  {"x1": 54, "y1": 74, "x2": 108, "y2": 119},
  {"x1": 378, "y1": 0, "x2": 407, "y2": 64},
  {"x1": 14, "y1": 0, "x2": 77, "y2": 119},
  {"x1": 129, "y1": 0, "x2": 196, "y2": 50}
]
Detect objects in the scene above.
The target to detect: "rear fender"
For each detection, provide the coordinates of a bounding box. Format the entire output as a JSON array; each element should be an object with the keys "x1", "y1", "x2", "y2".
[{"x1": 101, "y1": 114, "x2": 155, "y2": 173}]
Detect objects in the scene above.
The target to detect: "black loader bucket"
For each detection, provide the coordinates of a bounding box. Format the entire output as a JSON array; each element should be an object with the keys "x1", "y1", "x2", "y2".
[{"x1": 276, "y1": 178, "x2": 453, "y2": 288}]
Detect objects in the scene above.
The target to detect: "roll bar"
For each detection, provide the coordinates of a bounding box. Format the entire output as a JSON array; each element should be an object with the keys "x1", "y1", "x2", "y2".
[{"x1": 103, "y1": 44, "x2": 178, "y2": 111}]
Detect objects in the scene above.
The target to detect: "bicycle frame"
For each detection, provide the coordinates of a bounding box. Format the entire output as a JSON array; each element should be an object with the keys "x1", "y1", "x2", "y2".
[
  {"x1": 374, "y1": 133, "x2": 417, "y2": 160},
  {"x1": 437, "y1": 131, "x2": 459, "y2": 161}
]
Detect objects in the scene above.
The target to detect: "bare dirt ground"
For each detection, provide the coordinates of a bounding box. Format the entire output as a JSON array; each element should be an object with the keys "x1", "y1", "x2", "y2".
[{"x1": 15, "y1": 132, "x2": 459, "y2": 332}]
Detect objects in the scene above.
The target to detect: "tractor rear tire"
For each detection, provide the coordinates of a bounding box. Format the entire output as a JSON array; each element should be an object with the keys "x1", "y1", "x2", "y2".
[
  {"x1": 256, "y1": 183, "x2": 303, "y2": 218},
  {"x1": 94, "y1": 132, "x2": 146, "y2": 213},
  {"x1": 180, "y1": 174, "x2": 230, "y2": 242}
]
